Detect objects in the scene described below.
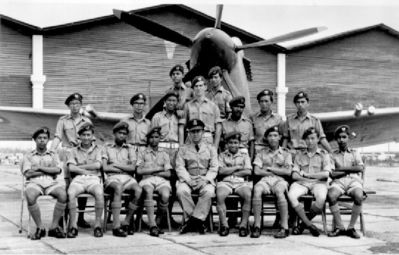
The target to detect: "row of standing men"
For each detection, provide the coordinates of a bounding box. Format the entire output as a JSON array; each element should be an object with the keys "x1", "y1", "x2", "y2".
[{"x1": 21, "y1": 64, "x2": 365, "y2": 241}]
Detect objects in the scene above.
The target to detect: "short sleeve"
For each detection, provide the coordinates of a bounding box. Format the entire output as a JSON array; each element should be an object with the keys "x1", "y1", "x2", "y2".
[
  {"x1": 253, "y1": 153, "x2": 263, "y2": 168},
  {"x1": 21, "y1": 154, "x2": 31, "y2": 174}
]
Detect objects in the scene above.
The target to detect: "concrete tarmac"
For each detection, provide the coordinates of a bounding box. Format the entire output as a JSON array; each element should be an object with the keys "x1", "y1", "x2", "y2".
[{"x1": 0, "y1": 165, "x2": 398, "y2": 254}]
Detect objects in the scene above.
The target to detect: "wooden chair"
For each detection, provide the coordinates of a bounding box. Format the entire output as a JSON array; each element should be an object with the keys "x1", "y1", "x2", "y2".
[{"x1": 136, "y1": 193, "x2": 172, "y2": 232}]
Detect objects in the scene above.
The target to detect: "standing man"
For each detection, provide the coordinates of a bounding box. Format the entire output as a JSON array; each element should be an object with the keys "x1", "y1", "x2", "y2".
[
  {"x1": 206, "y1": 66, "x2": 232, "y2": 119},
  {"x1": 327, "y1": 125, "x2": 365, "y2": 239},
  {"x1": 179, "y1": 76, "x2": 222, "y2": 148},
  {"x1": 288, "y1": 127, "x2": 332, "y2": 237},
  {"x1": 251, "y1": 126, "x2": 292, "y2": 239},
  {"x1": 166, "y1": 64, "x2": 193, "y2": 115},
  {"x1": 122, "y1": 93, "x2": 151, "y2": 153},
  {"x1": 66, "y1": 123, "x2": 104, "y2": 238},
  {"x1": 102, "y1": 122, "x2": 142, "y2": 237},
  {"x1": 176, "y1": 119, "x2": 218, "y2": 234},
  {"x1": 251, "y1": 89, "x2": 283, "y2": 154},
  {"x1": 137, "y1": 127, "x2": 172, "y2": 237},
  {"x1": 22, "y1": 127, "x2": 67, "y2": 240},
  {"x1": 50, "y1": 92, "x2": 92, "y2": 229}
]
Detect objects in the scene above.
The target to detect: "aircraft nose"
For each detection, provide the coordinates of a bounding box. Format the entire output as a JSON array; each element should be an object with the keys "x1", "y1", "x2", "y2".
[{"x1": 206, "y1": 32, "x2": 212, "y2": 38}]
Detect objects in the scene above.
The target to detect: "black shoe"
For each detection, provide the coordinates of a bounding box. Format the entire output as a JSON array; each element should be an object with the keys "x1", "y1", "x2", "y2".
[
  {"x1": 77, "y1": 219, "x2": 91, "y2": 229},
  {"x1": 113, "y1": 228, "x2": 127, "y2": 237},
  {"x1": 238, "y1": 227, "x2": 248, "y2": 237},
  {"x1": 274, "y1": 228, "x2": 289, "y2": 239},
  {"x1": 93, "y1": 227, "x2": 103, "y2": 238},
  {"x1": 328, "y1": 228, "x2": 346, "y2": 237},
  {"x1": 346, "y1": 228, "x2": 361, "y2": 239},
  {"x1": 121, "y1": 224, "x2": 134, "y2": 235},
  {"x1": 149, "y1": 226, "x2": 160, "y2": 237},
  {"x1": 272, "y1": 217, "x2": 281, "y2": 229},
  {"x1": 180, "y1": 222, "x2": 191, "y2": 234},
  {"x1": 198, "y1": 223, "x2": 206, "y2": 235},
  {"x1": 48, "y1": 227, "x2": 66, "y2": 239},
  {"x1": 250, "y1": 226, "x2": 261, "y2": 238},
  {"x1": 67, "y1": 227, "x2": 78, "y2": 238},
  {"x1": 308, "y1": 224, "x2": 320, "y2": 237},
  {"x1": 31, "y1": 228, "x2": 46, "y2": 240},
  {"x1": 218, "y1": 225, "x2": 229, "y2": 237},
  {"x1": 292, "y1": 224, "x2": 305, "y2": 235}
]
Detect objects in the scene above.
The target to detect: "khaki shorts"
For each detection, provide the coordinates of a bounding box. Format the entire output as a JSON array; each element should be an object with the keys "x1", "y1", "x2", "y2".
[
  {"x1": 105, "y1": 174, "x2": 137, "y2": 191},
  {"x1": 69, "y1": 175, "x2": 102, "y2": 194},
  {"x1": 330, "y1": 176, "x2": 363, "y2": 195},
  {"x1": 217, "y1": 179, "x2": 252, "y2": 195},
  {"x1": 255, "y1": 176, "x2": 288, "y2": 195},
  {"x1": 139, "y1": 176, "x2": 171, "y2": 192},
  {"x1": 25, "y1": 176, "x2": 64, "y2": 195}
]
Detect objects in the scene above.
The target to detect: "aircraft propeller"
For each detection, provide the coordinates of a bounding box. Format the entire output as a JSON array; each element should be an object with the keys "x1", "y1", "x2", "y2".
[{"x1": 214, "y1": 4, "x2": 223, "y2": 29}]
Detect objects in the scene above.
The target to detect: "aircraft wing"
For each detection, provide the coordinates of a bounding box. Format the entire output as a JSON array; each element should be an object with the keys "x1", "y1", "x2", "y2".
[
  {"x1": 314, "y1": 107, "x2": 399, "y2": 148},
  {"x1": 0, "y1": 106, "x2": 128, "y2": 142}
]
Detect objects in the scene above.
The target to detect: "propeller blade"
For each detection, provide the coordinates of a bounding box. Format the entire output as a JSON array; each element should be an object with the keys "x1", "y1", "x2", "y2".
[
  {"x1": 236, "y1": 26, "x2": 326, "y2": 51},
  {"x1": 215, "y1": 5, "x2": 223, "y2": 29},
  {"x1": 113, "y1": 9, "x2": 193, "y2": 48}
]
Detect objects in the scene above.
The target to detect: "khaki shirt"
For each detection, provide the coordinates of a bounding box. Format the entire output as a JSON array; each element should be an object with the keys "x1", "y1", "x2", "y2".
[
  {"x1": 251, "y1": 111, "x2": 283, "y2": 145},
  {"x1": 206, "y1": 86, "x2": 232, "y2": 119},
  {"x1": 179, "y1": 97, "x2": 222, "y2": 133},
  {"x1": 176, "y1": 142, "x2": 218, "y2": 184},
  {"x1": 54, "y1": 114, "x2": 92, "y2": 148},
  {"x1": 165, "y1": 83, "x2": 193, "y2": 109},
  {"x1": 331, "y1": 148, "x2": 364, "y2": 181},
  {"x1": 122, "y1": 116, "x2": 151, "y2": 145},
  {"x1": 283, "y1": 112, "x2": 326, "y2": 149},
  {"x1": 67, "y1": 144, "x2": 102, "y2": 176},
  {"x1": 21, "y1": 150, "x2": 62, "y2": 177},
  {"x1": 102, "y1": 143, "x2": 136, "y2": 166},
  {"x1": 222, "y1": 116, "x2": 254, "y2": 148},
  {"x1": 151, "y1": 110, "x2": 179, "y2": 142},
  {"x1": 137, "y1": 147, "x2": 172, "y2": 178},
  {"x1": 293, "y1": 148, "x2": 331, "y2": 184},
  {"x1": 219, "y1": 150, "x2": 252, "y2": 171},
  {"x1": 254, "y1": 147, "x2": 292, "y2": 173}
]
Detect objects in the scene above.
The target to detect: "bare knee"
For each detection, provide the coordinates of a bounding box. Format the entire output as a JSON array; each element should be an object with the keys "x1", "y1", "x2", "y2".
[{"x1": 25, "y1": 190, "x2": 40, "y2": 205}]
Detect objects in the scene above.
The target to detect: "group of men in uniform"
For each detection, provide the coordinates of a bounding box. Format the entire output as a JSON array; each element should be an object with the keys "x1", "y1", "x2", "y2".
[{"x1": 21, "y1": 64, "x2": 365, "y2": 241}]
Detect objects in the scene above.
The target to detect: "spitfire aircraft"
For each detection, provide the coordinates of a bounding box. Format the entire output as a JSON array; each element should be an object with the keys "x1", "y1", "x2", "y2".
[{"x1": 1, "y1": 5, "x2": 399, "y2": 147}]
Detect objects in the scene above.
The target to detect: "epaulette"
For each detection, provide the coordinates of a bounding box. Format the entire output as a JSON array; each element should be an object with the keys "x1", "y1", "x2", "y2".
[{"x1": 59, "y1": 115, "x2": 69, "y2": 120}]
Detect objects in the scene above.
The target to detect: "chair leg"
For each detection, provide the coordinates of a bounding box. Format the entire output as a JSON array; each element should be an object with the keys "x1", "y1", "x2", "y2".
[
  {"x1": 322, "y1": 206, "x2": 328, "y2": 235},
  {"x1": 137, "y1": 210, "x2": 143, "y2": 232},
  {"x1": 19, "y1": 197, "x2": 24, "y2": 234},
  {"x1": 27, "y1": 213, "x2": 31, "y2": 238},
  {"x1": 208, "y1": 207, "x2": 214, "y2": 233},
  {"x1": 360, "y1": 212, "x2": 365, "y2": 236}
]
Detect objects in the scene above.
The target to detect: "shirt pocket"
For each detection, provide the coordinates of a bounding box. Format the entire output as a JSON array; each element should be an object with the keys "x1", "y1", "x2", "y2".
[
  {"x1": 275, "y1": 154, "x2": 286, "y2": 167},
  {"x1": 200, "y1": 110, "x2": 215, "y2": 128},
  {"x1": 64, "y1": 122, "x2": 76, "y2": 142}
]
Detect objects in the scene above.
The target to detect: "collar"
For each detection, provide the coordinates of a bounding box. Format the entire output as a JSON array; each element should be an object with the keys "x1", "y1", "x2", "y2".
[
  {"x1": 171, "y1": 83, "x2": 187, "y2": 90},
  {"x1": 145, "y1": 146, "x2": 159, "y2": 154},
  {"x1": 227, "y1": 115, "x2": 248, "y2": 122},
  {"x1": 335, "y1": 147, "x2": 353, "y2": 153},
  {"x1": 294, "y1": 112, "x2": 311, "y2": 120},
  {"x1": 304, "y1": 147, "x2": 323, "y2": 156},
  {"x1": 111, "y1": 142, "x2": 129, "y2": 148},
  {"x1": 255, "y1": 111, "x2": 275, "y2": 118},
  {"x1": 225, "y1": 150, "x2": 244, "y2": 158},
  {"x1": 66, "y1": 113, "x2": 84, "y2": 120},
  {"x1": 192, "y1": 97, "x2": 209, "y2": 103},
  {"x1": 31, "y1": 149, "x2": 52, "y2": 156},
  {"x1": 77, "y1": 143, "x2": 97, "y2": 153},
  {"x1": 129, "y1": 114, "x2": 146, "y2": 122}
]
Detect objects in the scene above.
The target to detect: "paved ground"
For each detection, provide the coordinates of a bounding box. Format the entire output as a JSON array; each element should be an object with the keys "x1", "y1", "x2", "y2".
[{"x1": 0, "y1": 165, "x2": 398, "y2": 254}]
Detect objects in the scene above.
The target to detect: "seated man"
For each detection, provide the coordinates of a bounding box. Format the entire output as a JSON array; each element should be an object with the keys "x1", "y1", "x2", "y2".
[
  {"x1": 21, "y1": 127, "x2": 67, "y2": 240},
  {"x1": 102, "y1": 122, "x2": 142, "y2": 237},
  {"x1": 327, "y1": 125, "x2": 365, "y2": 239},
  {"x1": 137, "y1": 127, "x2": 172, "y2": 237},
  {"x1": 66, "y1": 123, "x2": 104, "y2": 238},
  {"x1": 288, "y1": 127, "x2": 331, "y2": 237},
  {"x1": 176, "y1": 119, "x2": 218, "y2": 234},
  {"x1": 216, "y1": 132, "x2": 252, "y2": 237},
  {"x1": 251, "y1": 126, "x2": 292, "y2": 239}
]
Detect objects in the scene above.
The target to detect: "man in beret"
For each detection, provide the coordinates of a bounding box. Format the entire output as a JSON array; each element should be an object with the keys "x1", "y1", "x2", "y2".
[
  {"x1": 50, "y1": 92, "x2": 92, "y2": 229},
  {"x1": 216, "y1": 132, "x2": 252, "y2": 237},
  {"x1": 122, "y1": 93, "x2": 151, "y2": 153},
  {"x1": 250, "y1": 89, "x2": 283, "y2": 154},
  {"x1": 165, "y1": 64, "x2": 193, "y2": 114},
  {"x1": 327, "y1": 125, "x2": 364, "y2": 239},
  {"x1": 222, "y1": 96, "x2": 254, "y2": 159},
  {"x1": 283, "y1": 91, "x2": 332, "y2": 154},
  {"x1": 21, "y1": 127, "x2": 66, "y2": 240},
  {"x1": 102, "y1": 121, "x2": 142, "y2": 237},
  {"x1": 251, "y1": 126, "x2": 292, "y2": 239},
  {"x1": 66, "y1": 123, "x2": 104, "y2": 238},
  {"x1": 206, "y1": 66, "x2": 233, "y2": 119},
  {"x1": 176, "y1": 119, "x2": 218, "y2": 234},
  {"x1": 136, "y1": 127, "x2": 173, "y2": 237},
  {"x1": 288, "y1": 127, "x2": 332, "y2": 237}
]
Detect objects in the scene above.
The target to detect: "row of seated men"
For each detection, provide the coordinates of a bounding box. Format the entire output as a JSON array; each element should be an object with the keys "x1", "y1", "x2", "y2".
[{"x1": 22, "y1": 119, "x2": 364, "y2": 240}]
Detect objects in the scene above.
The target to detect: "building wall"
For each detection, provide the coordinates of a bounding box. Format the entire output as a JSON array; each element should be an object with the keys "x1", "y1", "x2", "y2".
[
  {"x1": 286, "y1": 29, "x2": 399, "y2": 114},
  {"x1": 0, "y1": 22, "x2": 32, "y2": 107}
]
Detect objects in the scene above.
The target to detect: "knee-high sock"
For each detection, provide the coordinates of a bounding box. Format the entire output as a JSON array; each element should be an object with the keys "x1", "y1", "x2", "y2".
[
  {"x1": 252, "y1": 199, "x2": 262, "y2": 228},
  {"x1": 68, "y1": 201, "x2": 77, "y2": 228},
  {"x1": 144, "y1": 200, "x2": 156, "y2": 227},
  {"x1": 51, "y1": 202, "x2": 66, "y2": 229},
  {"x1": 348, "y1": 204, "x2": 362, "y2": 229},
  {"x1": 28, "y1": 203, "x2": 43, "y2": 229},
  {"x1": 216, "y1": 204, "x2": 228, "y2": 227},
  {"x1": 124, "y1": 202, "x2": 139, "y2": 225},
  {"x1": 293, "y1": 204, "x2": 312, "y2": 227},
  {"x1": 308, "y1": 203, "x2": 322, "y2": 221},
  {"x1": 330, "y1": 204, "x2": 344, "y2": 229},
  {"x1": 111, "y1": 201, "x2": 122, "y2": 229},
  {"x1": 94, "y1": 200, "x2": 104, "y2": 228},
  {"x1": 277, "y1": 200, "x2": 289, "y2": 230},
  {"x1": 240, "y1": 202, "x2": 251, "y2": 228}
]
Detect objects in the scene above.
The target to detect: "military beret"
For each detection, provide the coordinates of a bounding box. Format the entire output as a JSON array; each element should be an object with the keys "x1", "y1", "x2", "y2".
[
  {"x1": 78, "y1": 122, "x2": 94, "y2": 135},
  {"x1": 130, "y1": 93, "x2": 147, "y2": 105},
  {"x1": 293, "y1": 91, "x2": 309, "y2": 103},
  {"x1": 164, "y1": 91, "x2": 179, "y2": 101},
  {"x1": 334, "y1": 125, "x2": 350, "y2": 138},
  {"x1": 65, "y1": 93, "x2": 83, "y2": 105},
  {"x1": 146, "y1": 127, "x2": 161, "y2": 138},
  {"x1": 186, "y1": 119, "x2": 205, "y2": 131},
  {"x1": 229, "y1": 96, "x2": 245, "y2": 108},
  {"x1": 192, "y1": 76, "x2": 206, "y2": 87},
  {"x1": 264, "y1": 125, "x2": 280, "y2": 137},
  {"x1": 225, "y1": 131, "x2": 241, "y2": 142},
  {"x1": 169, "y1": 64, "x2": 185, "y2": 76},
  {"x1": 208, "y1": 66, "x2": 222, "y2": 78},
  {"x1": 32, "y1": 127, "x2": 50, "y2": 140},
  {"x1": 302, "y1": 127, "x2": 319, "y2": 139},
  {"x1": 113, "y1": 121, "x2": 129, "y2": 133},
  {"x1": 257, "y1": 89, "x2": 274, "y2": 101}
]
